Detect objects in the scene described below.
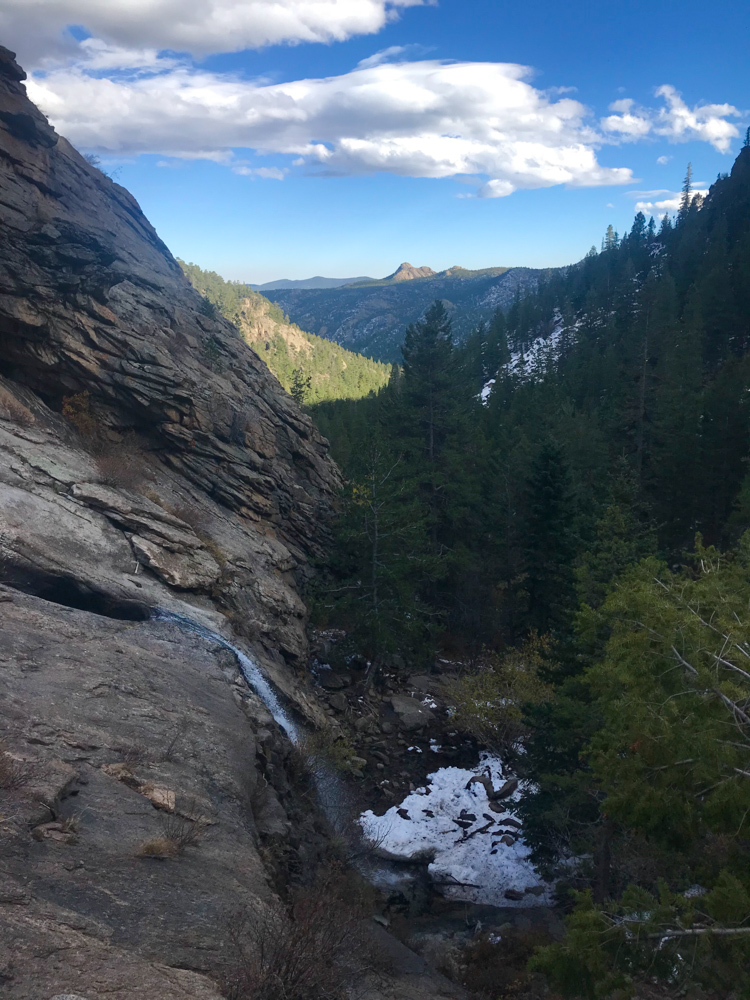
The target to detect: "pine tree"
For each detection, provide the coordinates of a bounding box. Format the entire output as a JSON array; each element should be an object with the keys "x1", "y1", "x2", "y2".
[
  {"x1": 678, "y1": 161, "x2": 693, "y2": 221},
  {"x1": 290, "y1": 368, "x2": 311, "y2": 406},
  {"x1": 523, "y1": 440, "x2": 576, "y2": 632}
]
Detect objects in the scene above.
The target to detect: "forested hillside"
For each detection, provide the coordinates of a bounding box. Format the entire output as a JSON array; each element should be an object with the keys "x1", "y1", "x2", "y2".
[
  {"x1": 180, "y1": 261, "x2": 391, "y2": 404},
  {"x1": 312, "y1": 145, "x2": 750, "y2": 995},
  {"x1": 266, "y1": 264, "x2": 550, "y2": 361}
]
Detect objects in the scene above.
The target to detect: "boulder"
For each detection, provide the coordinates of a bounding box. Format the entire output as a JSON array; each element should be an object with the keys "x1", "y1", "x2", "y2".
[
  {"x1": 328, "y1": 692, "x2": 348, "y2": 713},
  {"x1": 319, "y1": 672, "x2": 351, "y2": 690},
  {"x1": 390, "y1": 694, "x2": 435, "y2": 732}
]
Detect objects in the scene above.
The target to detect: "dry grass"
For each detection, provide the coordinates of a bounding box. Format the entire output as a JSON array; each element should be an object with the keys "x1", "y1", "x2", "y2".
[
  {"x1": 223, "y1": 865, "x2": 372, "y2": 1000},
  {"x1": 0, "y1": 387, "x2": 35, "y2": 427},
  {"x1": 160, "y1": 716, "x2": 190, "y2": 762},
  {"x1": 61, "y1": 392, "x2": 150, "y2": 490},
  {"x1": 168, "y1": 501, "x2": 212, "y2": 534},
  {"x1": 0, "y1": 740, "x2": 31, "y2": 791},
  {"x1": 117, "y1": 743, "x2": 152, "y2": 768},
  {"x1": 60, "y1": 814, "x2": 80, "y2": 837},
  {"x1": 137, "y1": 807, "x2": 208, "y2": 860},
  {"x1": 137, "y1": 835, "x2": 181, "y2": 859},
  {"x1": 94, "y1": 445, "x2": 147, "y2": 491}
]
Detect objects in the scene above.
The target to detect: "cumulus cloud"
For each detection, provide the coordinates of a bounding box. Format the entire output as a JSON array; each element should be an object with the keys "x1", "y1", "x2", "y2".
[
  {"x1": 601, "y1": 86, "x2": 741, "y2": 152},
  {"x1": 27, "y1": 57, "x2": 637, "y2": 196},
  {"x1": 0, "y1": 0, "x2": 428, "y2": 64},
  {"x1": 6, "y1": 5, "x2": 741, "y2": 202},
  {"x1": 632, "y1": 188, "x2": 709, "y2": 217}
]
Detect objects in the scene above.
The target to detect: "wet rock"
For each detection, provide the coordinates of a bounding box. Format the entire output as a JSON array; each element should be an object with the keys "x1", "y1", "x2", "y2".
[
  {"x1": 496, "y1": 777, "x2": 519, "y2": 799},
  {"x1": 504, "y1": 889, "x2": 525, "y2": 901},
  {"x1": 500, "y1": 835, "x2": 515, "y2": 847},
  {"x1": 499, "y1": 816, "x2": 522, "y2": 829}
]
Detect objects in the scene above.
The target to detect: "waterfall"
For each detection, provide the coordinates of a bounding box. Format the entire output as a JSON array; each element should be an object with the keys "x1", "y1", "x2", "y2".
[
  {"x1": 151, "y1": 609, "x2": 300, "y2": 743},
  {"x1": 151, "y1": 608, "x2": 412, "y2": 890}
]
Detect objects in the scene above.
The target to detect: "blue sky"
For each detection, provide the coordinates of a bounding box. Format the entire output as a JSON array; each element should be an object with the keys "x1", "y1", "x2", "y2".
[{"x1": 3, "y1": 0, "x2": 748, "y2": 282}]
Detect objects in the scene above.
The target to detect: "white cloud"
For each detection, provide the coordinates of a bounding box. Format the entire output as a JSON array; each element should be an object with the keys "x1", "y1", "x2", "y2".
[
  {"x1": 633, "y1": 188, "x2": 709, "y2": 217},
  {"x1": 601, "y1": 85, "x2": 741, "y2": 152},
  {"x1": 357, "y1": 43, "x2": 430, "y2": 69},
  {"x1": 657, "y1": 154, "x2": 671, "y2": 164},
  {"x1": 233, "y1": 165, "x2": 288, "y2": 179},
  {"x1": 27, "y1": 57, "x2": 637, "y2": 197},
  {"x1": 1, "y1": 0, "x2": 429, "y2": 64},
  {"x1": 6, "y1": 7, "x2": 740, "y2": 203}
]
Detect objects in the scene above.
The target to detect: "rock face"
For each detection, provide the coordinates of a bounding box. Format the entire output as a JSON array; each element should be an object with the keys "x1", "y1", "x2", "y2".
[
  {"x1": 0, "y1": 43, "x2": 340, "y2": 668},
  {"x1": 0, "y1": 44, "x2": 337, "y2": 560},
  {"x1": 0, "y1": 48, "x2": 467, "y2": 1000}
]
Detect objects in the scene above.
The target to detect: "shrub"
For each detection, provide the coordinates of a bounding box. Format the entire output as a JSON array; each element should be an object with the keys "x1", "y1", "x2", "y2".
[
  {"x1": 462, "y1": 927, "x2": 552, "y2": 998},
  {"x1": 0, "y1": 387, "x2": 35, "y2": 427},
  {"x1": 222, "y1": 865, "x2": 370, "y2": 1000},
  {"x1": 94, "y1": 444, "x2": 147, "y2": 490},
  {"x1": 62, "y1": 391, "x2": 97, "y2": 438},
  {"x1": 137, "y1": 809, "x2": 207, "y2": 859},
  {"x1": 298, "y1": 726, "x2": 361, "y2": 776},
  {"x1": 442, "y1": 636, "x2": 553, "y2": 752}
]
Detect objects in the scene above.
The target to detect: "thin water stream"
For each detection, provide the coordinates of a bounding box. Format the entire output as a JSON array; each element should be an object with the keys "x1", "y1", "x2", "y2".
[{"x1": 151, "y1": 608, "x2": 410, "y2": 890}]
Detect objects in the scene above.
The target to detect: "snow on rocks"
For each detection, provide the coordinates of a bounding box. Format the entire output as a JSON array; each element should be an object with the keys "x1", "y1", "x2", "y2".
[{"x1": 360, "y1": 753, "x2": 550, "y2": 907}]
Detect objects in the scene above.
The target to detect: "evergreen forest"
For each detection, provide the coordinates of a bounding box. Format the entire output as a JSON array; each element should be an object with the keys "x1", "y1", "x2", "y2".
[
  {"x1": 311, "y1": 146, "x2": 750, "y2": 995},
  {"x1": 179, "y1": 260, "x2": 392, "y2": 403}
]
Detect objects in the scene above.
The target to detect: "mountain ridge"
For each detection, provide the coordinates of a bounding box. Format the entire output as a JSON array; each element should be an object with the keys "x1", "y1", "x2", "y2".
[
  {"x1": 180, "y1": 261, "x2": 392, "y2": 403},
  {"x1": 250, "y1": 274, "x2": 373, "y2": 290},
  {"x1": 267, "y1": 264, "x2": 556, "y2": 361}
]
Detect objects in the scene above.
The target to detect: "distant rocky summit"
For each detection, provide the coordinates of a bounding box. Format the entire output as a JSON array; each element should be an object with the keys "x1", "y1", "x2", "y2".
[{"x1": 385, "y1": 262, "x2": 437, "y2": 282}]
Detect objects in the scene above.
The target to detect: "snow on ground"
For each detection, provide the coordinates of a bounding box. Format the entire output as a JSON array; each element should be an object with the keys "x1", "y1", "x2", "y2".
[{"x1": 360, "y1": 753, "x2": 550, "y2": 907}]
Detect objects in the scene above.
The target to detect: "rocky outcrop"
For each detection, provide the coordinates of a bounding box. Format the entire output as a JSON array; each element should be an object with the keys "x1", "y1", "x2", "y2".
[
  {"x1": 0, "y1": 44, "x2": 337, "y2": 567},
  {"x1": 0, "y1": 43, "x2": 341, "y2": 669},
  {"x1": 0, "y1": 48, "x2": 467, "y2": 1000},
  {"x1": 386, "y1": 262, "x2": 437, "y2": 283}
]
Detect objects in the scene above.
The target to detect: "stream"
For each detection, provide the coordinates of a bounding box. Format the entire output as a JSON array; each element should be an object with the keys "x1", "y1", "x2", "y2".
[
  {"x1": 151, "y1": 609, "x2": 550, "y2": 908},
  {"x1": 151, "y1": 608, "x2": 410, "y2": 891}
]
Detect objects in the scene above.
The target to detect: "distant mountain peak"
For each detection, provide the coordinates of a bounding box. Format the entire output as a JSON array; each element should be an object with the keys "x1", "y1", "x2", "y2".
[{"x1": 387, "y1": 262, "x2": 437, "y2": 282}]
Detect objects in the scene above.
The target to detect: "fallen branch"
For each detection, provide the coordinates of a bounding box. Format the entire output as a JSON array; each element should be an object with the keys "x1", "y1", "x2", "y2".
[{"x1": 649, "y1": 926, "x2": 750, "y2": 940}]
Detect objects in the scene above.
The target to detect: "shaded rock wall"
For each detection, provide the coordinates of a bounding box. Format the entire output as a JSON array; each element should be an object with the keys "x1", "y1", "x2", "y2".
[
  {"x1": 0, "y1": 44, "x2": 338, "y2": 564},
  {"x1": 0, "y1": 47, "x2": 465, "y2": 1000},
  {"x1": 0, "y1": 43, "x2": 340, "y2": 672}
]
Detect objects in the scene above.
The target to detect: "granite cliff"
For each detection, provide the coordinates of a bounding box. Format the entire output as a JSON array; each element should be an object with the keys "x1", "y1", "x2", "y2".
[{"x1": 0, "y1": 45, "x2": 463, "y2": 1000}]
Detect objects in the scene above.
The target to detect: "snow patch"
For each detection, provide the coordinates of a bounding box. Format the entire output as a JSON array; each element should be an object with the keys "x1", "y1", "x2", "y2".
[{"x1": 360, "y1": 754, "x2": 550, "y2": 907}]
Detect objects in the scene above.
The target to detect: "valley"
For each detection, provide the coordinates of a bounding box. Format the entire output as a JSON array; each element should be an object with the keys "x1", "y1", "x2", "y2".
[
  {"x1": 265, "y1": 263, "x2": 553, "y2": 361},
  {"x1": 1, "y1": 25, "x2": 750, "y2": 1000}
]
